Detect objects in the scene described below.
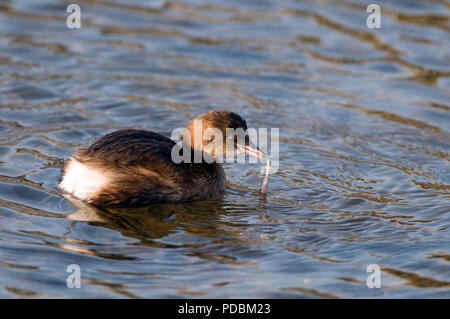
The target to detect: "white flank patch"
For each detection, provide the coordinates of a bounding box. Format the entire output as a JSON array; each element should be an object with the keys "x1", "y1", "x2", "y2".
[{"x1": 59, "y1": 158, "x2": 111, "y2": 202}]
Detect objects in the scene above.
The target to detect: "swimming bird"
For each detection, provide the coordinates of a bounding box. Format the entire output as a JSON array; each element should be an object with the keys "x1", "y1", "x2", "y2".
[{"x1": 59, "y1": 110, "x2": 266, "y2": 207}]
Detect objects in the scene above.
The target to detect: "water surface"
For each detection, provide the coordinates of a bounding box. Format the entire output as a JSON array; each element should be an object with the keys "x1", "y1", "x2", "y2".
[{"x1": 0, "y1": 0, "x2": 449, "y2": 298}]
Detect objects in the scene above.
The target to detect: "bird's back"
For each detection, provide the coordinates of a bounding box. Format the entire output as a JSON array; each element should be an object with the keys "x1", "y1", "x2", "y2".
[{"x1": 59, "y1": 129, "x2": 225, "y2": 207}]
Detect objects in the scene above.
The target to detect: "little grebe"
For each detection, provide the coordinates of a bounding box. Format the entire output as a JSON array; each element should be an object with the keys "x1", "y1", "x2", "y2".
[{"x1": 59, "y1": 110, "x2": 266, "y2": 207}]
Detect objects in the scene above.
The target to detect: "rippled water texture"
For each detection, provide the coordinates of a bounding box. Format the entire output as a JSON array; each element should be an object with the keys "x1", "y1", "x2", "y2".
[{"x1": 0, "y1": 0, "x2": 449, "y2": 298}]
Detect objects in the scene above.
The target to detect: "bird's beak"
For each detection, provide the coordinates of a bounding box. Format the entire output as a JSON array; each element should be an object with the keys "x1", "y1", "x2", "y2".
[{"x1": 237, "y1": 139, "x2": 266, "y2": 159}]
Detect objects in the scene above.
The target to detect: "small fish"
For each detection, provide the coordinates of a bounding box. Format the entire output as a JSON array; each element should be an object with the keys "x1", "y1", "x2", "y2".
[{"x1": 260, "y1": 158, "x2": 271, "y2": 194}]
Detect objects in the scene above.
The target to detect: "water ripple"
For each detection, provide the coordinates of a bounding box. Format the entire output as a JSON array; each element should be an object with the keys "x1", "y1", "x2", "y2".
[{"x1": 0, "y1": 0, "x2": 448, "y2": 298}]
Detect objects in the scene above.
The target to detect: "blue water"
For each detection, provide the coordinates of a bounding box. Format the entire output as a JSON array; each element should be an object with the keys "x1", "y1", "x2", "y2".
[{"x1": 0, "y1": 0, "x2": 449, "y2": 298}]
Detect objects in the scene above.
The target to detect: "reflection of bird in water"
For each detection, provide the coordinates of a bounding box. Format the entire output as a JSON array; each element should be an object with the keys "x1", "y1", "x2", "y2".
[
  {"x1": 64, "y1": 194, "x2": 229, "y2": 243},
  {"x1": 64, "y1": 193, "x2": 270, "y2": 250},
  {"x1": 59, "y1": 110, "x2": 266, "y2": 207}
]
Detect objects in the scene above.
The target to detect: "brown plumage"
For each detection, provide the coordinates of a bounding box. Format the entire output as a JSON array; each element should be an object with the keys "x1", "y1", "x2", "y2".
[{"x1": 59, "y1": 110, "x2": 263, "y2": 208}]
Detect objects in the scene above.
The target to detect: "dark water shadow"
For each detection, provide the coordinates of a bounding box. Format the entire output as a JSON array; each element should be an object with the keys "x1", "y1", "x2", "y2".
[{"x1": 64, "y1": 194, "x2": 243, "y2": 249}]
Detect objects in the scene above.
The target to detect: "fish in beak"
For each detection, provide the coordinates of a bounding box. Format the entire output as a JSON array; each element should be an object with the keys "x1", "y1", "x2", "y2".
[{"x1": 236, "y1": 137, "x2": 270, "y2": 194}]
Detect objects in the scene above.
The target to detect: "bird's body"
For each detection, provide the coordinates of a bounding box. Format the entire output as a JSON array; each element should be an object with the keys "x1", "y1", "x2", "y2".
[
  {"x1": 59, "y1": 110, "x2": 265, "y2": 207},
  {"x1": 60, "y1": 129, "x2": 225, "y2": 207}
]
